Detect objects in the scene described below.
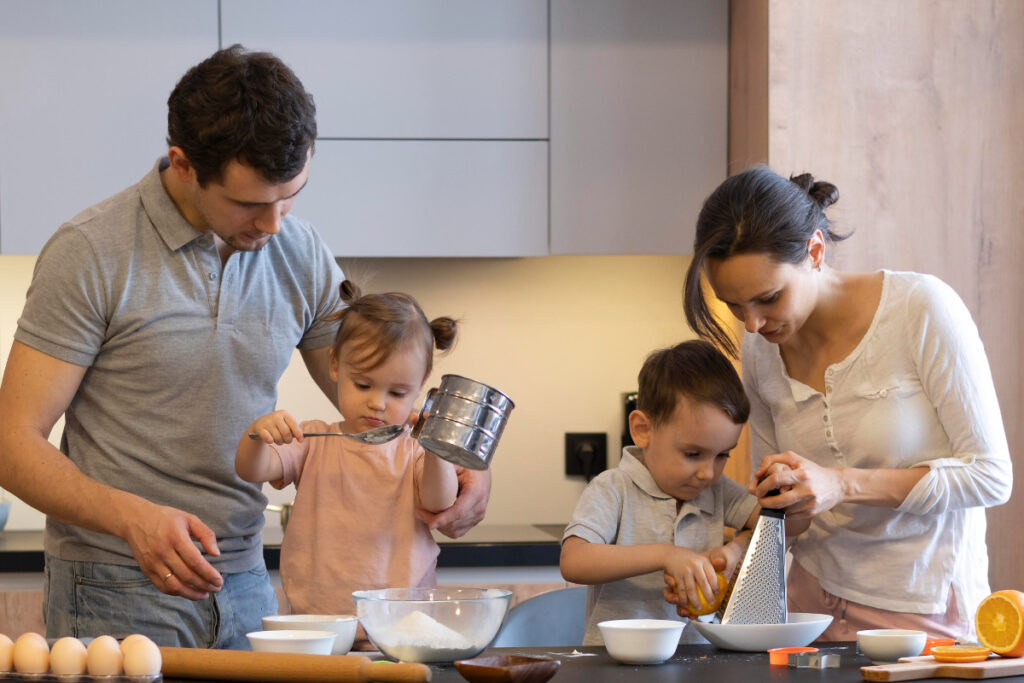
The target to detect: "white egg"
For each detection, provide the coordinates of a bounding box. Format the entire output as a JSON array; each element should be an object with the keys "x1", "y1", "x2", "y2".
[
  {"x1": 13, "y1": 632, "x2": 49, "y2": 674},
  {"x1": 50, "y1": 636, "x2": 88, "y2": 675},
  {"x1": 121, "y1": 634, "x2": 162, "y2": 676},
  {"x1": 0, "y1": 633, "x2": 13, "y2": 672},
  {"x1": 86, "y1": 634, "x2": 123, "y2": 675}
]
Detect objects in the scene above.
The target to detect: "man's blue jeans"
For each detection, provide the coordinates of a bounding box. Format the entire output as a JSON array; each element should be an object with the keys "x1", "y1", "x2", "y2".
[{"x1": 44, "y1": 554, "x2": 277, "y2": 648}]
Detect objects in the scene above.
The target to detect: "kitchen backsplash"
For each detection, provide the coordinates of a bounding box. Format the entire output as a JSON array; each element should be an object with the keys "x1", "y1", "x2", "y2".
[{"x1": 0, "y1": 253, "x2": 694, "y2": 530}]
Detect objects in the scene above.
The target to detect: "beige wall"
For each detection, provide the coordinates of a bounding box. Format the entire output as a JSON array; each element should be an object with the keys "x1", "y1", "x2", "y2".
[
  {"x1": 731, "y1": 0, "x2": 1024, "y2": 589},
  {"x1": 0, "y1": 253, "x2": 699, "y2": 530}
]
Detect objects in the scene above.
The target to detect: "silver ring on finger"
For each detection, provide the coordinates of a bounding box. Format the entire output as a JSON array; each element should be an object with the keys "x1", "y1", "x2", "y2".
[{"x1": 162, "y1": 571, "x2": 174, "y2": 582}]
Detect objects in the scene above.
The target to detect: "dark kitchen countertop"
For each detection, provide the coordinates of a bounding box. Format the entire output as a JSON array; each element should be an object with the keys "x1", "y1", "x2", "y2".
[
  {"x1": 0, "y1": 524, "x2": 565, "y2": 573},
  {"x1": 157, "y1": 643, "x2": 995, "y2": 683}
]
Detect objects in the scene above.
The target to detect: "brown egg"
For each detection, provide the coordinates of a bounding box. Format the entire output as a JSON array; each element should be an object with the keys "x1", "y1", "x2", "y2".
[
  {"x1": 0, "y1": 633, "x2": 13, "y2": 672},
  {"x1": 86, "y1": 634, "x2": 123, "y2": 675},
  {"x1": 13, "y1": 632, "x2": 49, "y2": 674},
  {"x1": 50, "y1": 636, "x2": 88, "y2": 675},
  {"x1": 121, "y1": 634, "x2": 162, "y2": 676}
]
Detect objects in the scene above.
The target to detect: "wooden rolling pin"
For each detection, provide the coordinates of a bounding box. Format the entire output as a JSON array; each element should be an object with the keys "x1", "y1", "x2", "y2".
[{"x1": 159, "y1": 647, "x2": 431, "y2": 683}]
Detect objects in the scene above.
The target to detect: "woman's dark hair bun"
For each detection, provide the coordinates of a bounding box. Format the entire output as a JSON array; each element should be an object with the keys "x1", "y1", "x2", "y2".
[
  {"x1": 790, "y1": 173, "x2": 840, "y2": 210},
  {"x1": 339, "y1": 279, "x2": 362, "y2": 304}
]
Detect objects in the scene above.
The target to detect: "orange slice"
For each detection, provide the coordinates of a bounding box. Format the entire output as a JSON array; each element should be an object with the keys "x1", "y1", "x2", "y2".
[
  {"x1": 976, "y1": 590, "x2": 1024, "y2": 657},
  {"x1": 930, "y1": 645, "x2": 991, "y2": 663},
  {"x1": 684, "y1": 573, "x2": 728, "y2": 616}
]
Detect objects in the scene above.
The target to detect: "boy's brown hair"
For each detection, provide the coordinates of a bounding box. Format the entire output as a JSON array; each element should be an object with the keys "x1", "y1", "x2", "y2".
[{"x1": 637, "y1": 340, "x2": 749, "y2": 426}]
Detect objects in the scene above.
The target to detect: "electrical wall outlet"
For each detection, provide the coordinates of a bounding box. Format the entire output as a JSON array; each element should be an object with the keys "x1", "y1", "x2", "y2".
[{"x1": 565, "y1": 432, "x2": 607, "y2": 481}]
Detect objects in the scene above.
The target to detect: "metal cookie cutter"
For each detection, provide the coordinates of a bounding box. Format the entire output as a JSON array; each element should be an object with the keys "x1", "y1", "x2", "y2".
[{"x1": 789, "y1": 652, "x2": 841, "y2": 668}]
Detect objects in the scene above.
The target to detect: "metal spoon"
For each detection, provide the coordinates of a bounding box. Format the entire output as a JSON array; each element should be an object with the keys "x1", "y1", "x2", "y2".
[{"x1": 247, "y1": 423, "x2": 404, "y2": 445}]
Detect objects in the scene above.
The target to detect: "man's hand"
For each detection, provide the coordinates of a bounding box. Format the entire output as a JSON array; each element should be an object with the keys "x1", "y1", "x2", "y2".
[
  {"x1": 415, "y1": 467, "x2": 491, "y2": 538},
  {"x1": 123, "y1": 503, "x2": 224, "y2": 600}
]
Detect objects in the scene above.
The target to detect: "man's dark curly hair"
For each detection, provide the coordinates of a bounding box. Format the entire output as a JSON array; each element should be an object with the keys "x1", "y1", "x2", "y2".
[{"x1": 167, "y1": 44, "x2": 317, "y2": 187}]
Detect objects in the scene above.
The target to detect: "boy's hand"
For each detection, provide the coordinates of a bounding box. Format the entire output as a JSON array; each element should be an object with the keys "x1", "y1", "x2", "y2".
[
  {"x1": 661, "y1": 546, "x2": 720, "y2": 618},
  {"x1": 663, "y1": 550, "x2": 729, "y2": 618},
  {"x1": 248, "y1": 410, "x2": 303, "y2": 445}
]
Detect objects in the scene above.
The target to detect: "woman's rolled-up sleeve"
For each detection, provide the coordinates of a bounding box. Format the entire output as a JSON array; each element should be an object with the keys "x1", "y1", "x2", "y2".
[{"x1": 896, "y1": 277, "x2": 1012, "y2": 515}]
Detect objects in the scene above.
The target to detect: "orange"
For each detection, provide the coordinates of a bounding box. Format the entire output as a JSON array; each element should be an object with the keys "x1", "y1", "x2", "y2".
[
  {"x1": 684, "y1": 573, "x2": 729, "y2": 616},
  {"x1": 976, "y1": 590, "x2": 1024, "y2": 657},
  {"x1": 930, "y1": 645, "x2": 991, "y2": 663}
]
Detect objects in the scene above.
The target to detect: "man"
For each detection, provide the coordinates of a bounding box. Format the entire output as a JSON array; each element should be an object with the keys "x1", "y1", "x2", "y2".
[{"x1": 0, "y1": 45, "x2": 488, "y2": 648}]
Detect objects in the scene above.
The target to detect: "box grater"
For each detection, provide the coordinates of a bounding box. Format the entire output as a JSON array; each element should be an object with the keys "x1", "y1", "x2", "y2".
[{"x1": 720, "y1": 504, "x2": 787, "y2": 624}]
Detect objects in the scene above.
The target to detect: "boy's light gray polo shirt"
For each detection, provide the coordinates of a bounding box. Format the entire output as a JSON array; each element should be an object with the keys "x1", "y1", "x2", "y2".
[
  {"x1": 563, "y1": 447, "x2": 757, "y2": 645},
  {"x1": 16, "y1": 158, "x2": 344, "y2": 572}
]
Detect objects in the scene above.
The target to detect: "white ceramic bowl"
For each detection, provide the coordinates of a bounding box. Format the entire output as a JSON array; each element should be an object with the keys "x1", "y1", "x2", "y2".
[
  {"x1": 597, "y1": 619, "x2": 684, "y2": 665},
  {"x1": 246, "y1": 629, "x2": 336, "y2": 655},
  {"x1": 690, "y1": 613, "x2": 833, "y2": 651},
  {"x1": 856, "y1": 629, "x2": 927, "y2": 664},
  {"x1": 262, "y1": 614, "x2": 358, "y2": 655},
  {"x1": 353, "y1": 587, "x2": 512, "y2": 663}
]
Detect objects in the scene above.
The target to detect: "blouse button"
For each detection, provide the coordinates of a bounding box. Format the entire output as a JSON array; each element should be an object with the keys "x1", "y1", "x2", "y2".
[
  {"x1": 826, "y1": 385, "x2": 833, "y2": 395},
  {"x1": 208, "y1": 272, "x2": 218, "y2": 281},
  {"x1": 879, "y1": 389, "x2": 888, "y2": 398},
  {"x1": 827, "y1": 430, "x2": 833, "y2": 438}
]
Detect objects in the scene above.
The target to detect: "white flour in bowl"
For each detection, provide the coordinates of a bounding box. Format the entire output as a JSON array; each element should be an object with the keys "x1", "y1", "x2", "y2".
[{"x1": 376, "y1": 610, "x2": 480, "y2": 662}]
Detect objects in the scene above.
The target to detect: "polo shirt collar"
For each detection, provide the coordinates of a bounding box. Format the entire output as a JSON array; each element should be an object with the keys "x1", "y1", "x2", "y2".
[
  {"x1": 139, "y1": 157, "x2": 207, "y2": 252},
  {"x1": 619, "y1": 446, "x2": 715, "y2": 516}
]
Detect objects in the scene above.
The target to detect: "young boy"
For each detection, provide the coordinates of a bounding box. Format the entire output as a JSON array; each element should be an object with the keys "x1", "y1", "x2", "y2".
[{"x1": 561, "y1": 340, "x2": 801, "y2": 645}]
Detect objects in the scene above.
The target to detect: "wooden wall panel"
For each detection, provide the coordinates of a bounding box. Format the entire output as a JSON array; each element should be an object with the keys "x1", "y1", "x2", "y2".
[{"x1": 741, "y1": 0, "x2": 1024, "y2": 590}]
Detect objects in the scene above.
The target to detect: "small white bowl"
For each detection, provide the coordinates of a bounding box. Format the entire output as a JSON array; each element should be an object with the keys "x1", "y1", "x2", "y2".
[
  {"x1": 690, "y1": 613, "x2": 833, "y2": 651},
  {"x1": 262, "y1": 614, "x2": 358, "y2": 655},
  {"x1": 856, "y1": 629, "x2": 927, "y2": 664},
  {"x1": 597, "y1": 619, "x2": 684, "y2": 665},
  {"x1": 246, "y1": 629, "x2": 336, "y2": 655}
]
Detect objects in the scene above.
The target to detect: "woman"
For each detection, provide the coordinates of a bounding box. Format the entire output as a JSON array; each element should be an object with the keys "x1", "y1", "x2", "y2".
[{"x1": 681, "y1": 167, "x2": 1011, "y2": 640}]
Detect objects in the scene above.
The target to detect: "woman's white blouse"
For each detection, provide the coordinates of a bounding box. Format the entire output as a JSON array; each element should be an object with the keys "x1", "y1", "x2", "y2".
[{"x1": 742, "y1": 270, "x2": 1011, "y2": 622}]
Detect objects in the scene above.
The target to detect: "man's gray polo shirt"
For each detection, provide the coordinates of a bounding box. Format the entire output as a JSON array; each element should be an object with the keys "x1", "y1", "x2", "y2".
[
  {"x1": 16, "y1": 158, "x2": 344, "y2": 571},
  {"x1": 563, "y1": 447, "x2": 758, "y2": 645}
]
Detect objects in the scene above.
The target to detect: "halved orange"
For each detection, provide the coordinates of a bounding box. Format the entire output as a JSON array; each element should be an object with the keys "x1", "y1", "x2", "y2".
[
  {"x1": 930, "y1": 645, "x2": 991, "y2": 663},
  {"x1": 976, "y1": 590, "x2": 1024, "y2": 657},
  {"x1": 684, "y1": 573, "x2": 728, "y2": 616}
]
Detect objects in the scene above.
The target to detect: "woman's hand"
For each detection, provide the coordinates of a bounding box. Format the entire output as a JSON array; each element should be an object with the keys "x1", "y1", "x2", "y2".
[{"x1": 752, "y1": 451, "x2": 845, "y2": 519}]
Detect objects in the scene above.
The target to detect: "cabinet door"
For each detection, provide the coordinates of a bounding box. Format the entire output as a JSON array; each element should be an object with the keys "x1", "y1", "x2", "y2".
[
  {"x1": 550, "y1": 0, "x2": 728, "y2": 255},
  {"x1": 0, "y1": 0, "x2": 217, "y2": 255},
  {"x1": 221, "y1": 0, "x2": 547, "y2": 139},
  {"x1": 297, "y1": 141, "x2": 547, "y2": 258}
]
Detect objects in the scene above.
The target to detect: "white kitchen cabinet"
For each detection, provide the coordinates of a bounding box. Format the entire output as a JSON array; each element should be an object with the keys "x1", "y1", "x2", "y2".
[
  {"x1": 220, "y1": 0, "x2": 547, "y2": 139},
  {"x1": 549, "y1": 0, "x2": 728, "y2": 255},
  {"x1": 0, "y1": 0, "x2": 217, "y2": 255},
  {"x1": 297, "y1": 140, "x2": 548, "y2": 257}
]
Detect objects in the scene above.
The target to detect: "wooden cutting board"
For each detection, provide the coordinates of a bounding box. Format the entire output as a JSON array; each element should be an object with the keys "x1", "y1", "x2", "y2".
[
  {"x1": 159, "y1": 647, "x2": 431, "y2": 683},
  {"x1": 861, "y1": 654, "x2": 1024, "y2": 681}
]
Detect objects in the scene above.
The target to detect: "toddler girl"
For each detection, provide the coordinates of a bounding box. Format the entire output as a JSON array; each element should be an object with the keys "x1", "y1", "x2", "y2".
[{"x1": 236, "y1": 280, "x2": 459, "y2": 634}]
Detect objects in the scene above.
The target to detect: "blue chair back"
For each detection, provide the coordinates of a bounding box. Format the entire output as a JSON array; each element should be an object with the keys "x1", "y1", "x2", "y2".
[{"x1": 491, "y1": 586, "x2": 587, "y2": 648}]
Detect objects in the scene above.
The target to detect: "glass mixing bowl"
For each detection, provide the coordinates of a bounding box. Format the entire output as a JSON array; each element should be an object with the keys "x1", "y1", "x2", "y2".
[{"x1": 352, "y1": 587, "x2": 512, "y2": 663}]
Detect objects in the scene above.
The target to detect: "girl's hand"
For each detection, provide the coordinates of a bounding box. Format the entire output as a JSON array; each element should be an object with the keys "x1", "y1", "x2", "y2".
[
  {"x1": 661, "y1": 546, "x2": 719, "y2": 618},
  {"x1": 248, "y1": 410, "x2": 303, "y2": 445},
  {"x1": 751, "y1": 451, "x2": 845, "y2": 519}
]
